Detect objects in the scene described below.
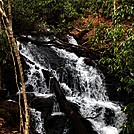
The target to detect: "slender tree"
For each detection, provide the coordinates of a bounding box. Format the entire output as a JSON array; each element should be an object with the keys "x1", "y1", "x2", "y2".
[
  {"x1": 113, "y1": 0, "x2": 117, "y2": 43},
  {"x1": 0, "y1": 53, "x2": 2, "y2": 91},
  {"x1": 114, "y1": 0, "x2": 117, "y2": 25},
  {"x1": 0, "y1": 0, "x2": 2, "y2": 91},
  {"x1": 0, "y1": 0, "x2": 29, "y2": 133}
]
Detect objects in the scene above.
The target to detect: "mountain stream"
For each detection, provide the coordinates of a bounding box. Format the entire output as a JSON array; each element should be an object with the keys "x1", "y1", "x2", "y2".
[{"x1": 18, "y1": 35, "x2": 126, "y2": 134}]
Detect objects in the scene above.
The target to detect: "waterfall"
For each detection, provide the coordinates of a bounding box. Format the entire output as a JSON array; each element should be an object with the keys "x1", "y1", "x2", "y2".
[{"x1": 18, "y1": 36, "x2": 126, "y2": 134}]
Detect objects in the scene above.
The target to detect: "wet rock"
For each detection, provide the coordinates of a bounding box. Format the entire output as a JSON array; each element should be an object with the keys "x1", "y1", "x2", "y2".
[
  {"x1": 68, "y1": 118, "x2": 98, "y2": 134},
  {"x1": 2, "y1": 62, "x2": 18, "y2": 96},
  {"x1": 45, "y1": 115, "x2": 69, "y2": 134},
  {"x1": 45, "y1": 115, "x2": 98, "y2": 134},
  {"x1": 104, "y1": 108, "x2": 115, "y2": 126},
  {"x1": 26, "y1": 84, "x2": 34, "y2": 92},
  {"x1": 0, "y1": 89, "x2": 10, "y2": 100},
  {"x1": 30, "y1": 96, "x2": 55, "y2": 120},
  {"x1": 13, "y1": 92, "x2": 54, "y2": 120}
]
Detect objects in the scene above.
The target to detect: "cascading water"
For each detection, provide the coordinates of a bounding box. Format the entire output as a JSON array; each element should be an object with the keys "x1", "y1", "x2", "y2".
[{"x1": 18, "y1": 35, "x2": 126, "y2": 134}]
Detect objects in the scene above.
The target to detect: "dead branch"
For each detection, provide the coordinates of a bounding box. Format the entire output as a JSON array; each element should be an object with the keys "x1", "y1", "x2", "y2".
[
  {"x1": 19, "y1": 35, "x2": 100, "y2": 60},
  {"x1": 38, "y1": 70, "x2": 97, "y2": 134}
]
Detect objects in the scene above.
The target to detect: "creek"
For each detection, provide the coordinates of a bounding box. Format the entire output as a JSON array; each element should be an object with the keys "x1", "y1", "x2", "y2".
[{"x1": 17, "y1": 35, "x2": 126, "y2": 134}]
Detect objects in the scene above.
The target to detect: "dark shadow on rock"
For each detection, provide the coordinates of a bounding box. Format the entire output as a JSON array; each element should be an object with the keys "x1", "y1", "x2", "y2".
[
  {"x1": 104, "y1": 108, "x2": 115, "y2": 126},
  {"x1": 30, "y1": 95, "x2": 55, "y2": 120},
  {"x1": 45, "y1": 114, "x2": 98, "y2": 134},
  {"x1": 45, "y1": 115, "x2": 68, "y2": 134},
  {"x1": 0, "y1": 89, "x2": 10, "y2": 100}
]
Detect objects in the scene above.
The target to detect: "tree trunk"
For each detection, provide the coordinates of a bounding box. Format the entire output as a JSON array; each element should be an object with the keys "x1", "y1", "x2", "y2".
[
  {"x1": 0, "y1": 19, "x2": 2, "y2": 33},
  {"x1": 0, "y1": 63, "x2": 2, "y2": 91},
  {"x1": 0, "y1": 1, "x2": 30, "y2": 133},
  {"x1": 0, "y1": 10, "x2": 2, "y2": 91},
  {"x1": 113, "y1": 0, "x2": 117, "y2": 42},
  {"x1": 114, "y1": 0, "x2": 117, "y2": 25},
  {"x1": 8, "y1": 0, "x2": 12, "y2": 26}
]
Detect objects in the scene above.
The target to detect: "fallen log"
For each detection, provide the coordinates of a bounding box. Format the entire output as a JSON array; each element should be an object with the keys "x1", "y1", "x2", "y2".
[
  {"x1": 18, "y1": 35, "x2": 100, "y2": 60},
  {"x1": 50, "y1": 76, "x2": 97, "y2": 134}
]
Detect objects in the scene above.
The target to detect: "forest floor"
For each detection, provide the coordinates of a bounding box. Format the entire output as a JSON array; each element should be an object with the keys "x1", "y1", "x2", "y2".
[
  {"x1": 69, "y1": 12, "x2": 131, "y2": 46},
  {"x1": 0, "y1": 101, "x2": 20, "y2": 134}
]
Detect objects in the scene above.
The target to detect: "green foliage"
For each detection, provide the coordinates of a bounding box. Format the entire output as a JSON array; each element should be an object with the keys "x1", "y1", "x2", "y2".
[
  {"x1": 116, "y1": 4, "x2": 134, "y2": 22},
  {"x1": 122, "y1": 103, "x2": 134, "y2": 134},
  {"x1": 98, "y1": 24, "x2": 134, "y2": 92},
  {"x1": 3, "y1": 0, "x2": 133, "y2": 33},
  {"x1": 84, "y1": 0, "x2": 134, "y2": 22},
  {"x1": 88, "y1": 22, "x2": 134, "y2": 134},
  {"x1": 11, "y1": 0, "x2": 86, "y2": 32},
  {"x1": 116, "y1": 0, "x2": 134, "y2": 22},
  {"x1": 0, "y1": 31, "x2": 11, "y2": 65},
  {"x1": 5, "y1": 0, "x2": 133, "y2": 33},
  {"x1": 85, "y1": 2, "x2": 134, "y2": 132},
  {"x1": 84, "y1": 0, "x2": 113, "y2": 17}
]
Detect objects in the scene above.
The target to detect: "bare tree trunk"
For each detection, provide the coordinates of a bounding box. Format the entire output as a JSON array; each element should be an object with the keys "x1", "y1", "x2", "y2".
[
  {"x1": 8, "y1": 0, "x2": 12, "y2": 26},
  {"x1": 0, "y1": 0, "x2": 29, "y2": 133},
  {"x1": 0, "y1": 62, "x2": 2, "y2": 91},
  {"x1": 0, "y1": 5, "x2": 2, "y2": 91},
  {"x1": 0, "y1": 19, "x2": 2, "y2": 33},
  {"x1": 114, "y1": 0, "x2": 117, "y2": 25},
  {"x1": 113, "y1": 0, "x2": 117, "y2": 43}
]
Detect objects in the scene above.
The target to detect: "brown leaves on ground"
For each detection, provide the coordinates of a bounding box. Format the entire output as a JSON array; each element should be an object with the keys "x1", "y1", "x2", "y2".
[
  {"x1": 69, "y1": 12, "x2": 132, "y2": 45},
  {"x1": 0, "y1": 117, "x2": 20, "y2": 134},
  {"x1": 0, "y1": 101, "x2": 20, "y2": 134},
  {"x1": 0, "y1": 128, "x2": 20, "y2": 134}
]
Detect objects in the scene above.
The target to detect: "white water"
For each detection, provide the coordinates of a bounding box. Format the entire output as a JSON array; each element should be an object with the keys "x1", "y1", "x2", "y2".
[
  {"x1": 18, "y1": 36, "x2": 126, "y2": 134},
  {"x1": 51, "y1": 47, "x2": 126, "y2": 134},
  {"x1": 66, "y1": 34, "x2": 78, "y2": 45},
  {"x1": 30, "y1": 108, "x2": 45, "y2": 134}
]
